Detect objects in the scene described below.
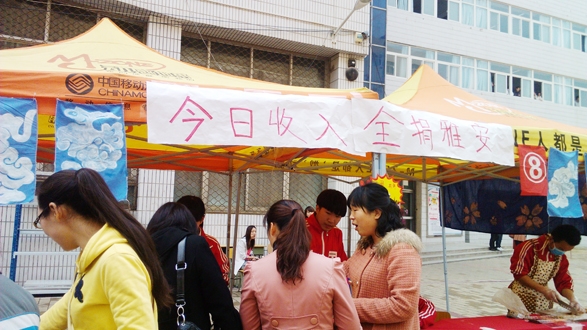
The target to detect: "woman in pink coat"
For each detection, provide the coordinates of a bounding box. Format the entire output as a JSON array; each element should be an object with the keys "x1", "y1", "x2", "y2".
[
  {"x1": 345, "y1": 183, "x2": 423, "y2": 330},
  {"x1": 239, "y1": 200, "x2": 361, "y2": 329}
]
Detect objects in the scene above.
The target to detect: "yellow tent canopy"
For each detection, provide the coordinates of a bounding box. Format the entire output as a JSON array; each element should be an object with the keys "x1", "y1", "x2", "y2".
[{"x1": 0, "y1": 18, "x2": 379, "y2": 173}]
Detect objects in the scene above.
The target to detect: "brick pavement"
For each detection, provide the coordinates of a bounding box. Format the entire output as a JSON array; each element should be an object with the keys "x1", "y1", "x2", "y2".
[{"x1": 36, "y1": 248, "x2": 587, "y2": 319}]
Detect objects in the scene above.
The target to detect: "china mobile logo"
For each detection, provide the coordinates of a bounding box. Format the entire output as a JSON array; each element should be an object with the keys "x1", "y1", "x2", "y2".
[{"x1": 65, "y1": 74, "x2": 94, "y2": 95}]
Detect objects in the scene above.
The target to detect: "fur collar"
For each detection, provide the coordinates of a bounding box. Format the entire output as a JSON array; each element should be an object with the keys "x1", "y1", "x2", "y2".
[{"x1": 357, "y1": 228, "x2": 423, "y2": 258}]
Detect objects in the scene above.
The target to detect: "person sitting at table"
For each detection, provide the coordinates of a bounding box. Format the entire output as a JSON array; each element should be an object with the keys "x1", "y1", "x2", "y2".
[
  {"x1": 234, "y1": 225, "x2": 258, "y2": 275},
  {"x1": 509, "y1": 224, "x2": 583, "y2": 315}
]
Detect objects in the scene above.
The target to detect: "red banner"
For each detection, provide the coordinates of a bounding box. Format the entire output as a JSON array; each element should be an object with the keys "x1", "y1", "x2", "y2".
[{"x1": 518, "y1": 145, "x2": 548, "y2": 196}]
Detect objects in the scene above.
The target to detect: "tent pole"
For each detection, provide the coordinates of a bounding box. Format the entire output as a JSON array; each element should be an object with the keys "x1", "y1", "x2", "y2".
[
  {"x1": 226, "y1": 169, "x2": 234, "y2": 291},
  {"x1": 439, "y1": 182, "x2": 450, "y2": 312},
  {"x1": 371, "y1": 153, "x2": 380, "y2": 178},
  {"x1": 379, "y1": 153, "x2": 387, "y2": 177},
  {"x1": 229, "y1": 171, "x2": 244, "y2": 292}
]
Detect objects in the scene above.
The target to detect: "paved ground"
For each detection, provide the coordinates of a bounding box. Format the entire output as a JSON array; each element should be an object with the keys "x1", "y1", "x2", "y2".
[{"x1": 36, "y1": 248, "x2": 587, "y2": 319}]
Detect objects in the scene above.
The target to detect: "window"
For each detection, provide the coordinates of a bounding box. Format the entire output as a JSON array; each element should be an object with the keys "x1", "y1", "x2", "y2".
[
  {"x1": 174, "y1": 171, "x2": 203, "y2": 201},
  {"x1": 489, "y1": 1, "x2": 509, "y2": 33},
  {"x1": 490, "y1": 62, "x2": 510, "y2": 94},
  {"x1": 387, "y1": 43, "x2": 409, "y2": 78},
  {"x1": 413, "y1": 0, "x2": 435, "y2": 15},
  {"x1": 532, "y1": 13, "x2": 551, "y2": 44},
  {"x1": 288, "y1": 173, "x2": 327, "y2": 210},
  {"x1": 552, "y1": 18, "x2": 562, "y2": 46},
  {"x1": 511, "y1": 7, "x2": 530, "y2": 38},
  {"x1": 572, "y1": 23, "x2": 587, "y2": 52},
  {"x1": 475, "y1": 0, "x2": 488, "y2": 29},
  {"x1": 437, "y1": 52, "x2": 460, "y2": 85},
  {"x1": 461, "y1": 57, "x2": 475, "y2": 89},
  {"x1": 564, "y1": 77, "x2": 574, "y2": 106},
  {"x1": 410, "y1": 46, "x2": 435, "y2": 74},
  {"x1": 476, "y1": 60, "x2": 489, "y2": 91},
  {"x1": 562, "y1": 21, "x2": 572, "y2": 49},
  {"x1": 533, "y1": 71, "x2": 553, "y2": 102},
  {"x1": 575, "y1": 79, "x2": 587, "y2": 107},
  {"x1": 512, "y1": 67, "x2": 532, "y2": 98},
  {"x1": 127, "y1": 168, "x2": 139, "y2": 210},
  {"x1": 462, "y1": 0, "x2": 474, "y2": 26},
  {"x1": 437, "y1": 0, "x2": 459, "y2": 21},
  {"x1": 389, "y1": 0, "x2": 409, "y2": 10}
]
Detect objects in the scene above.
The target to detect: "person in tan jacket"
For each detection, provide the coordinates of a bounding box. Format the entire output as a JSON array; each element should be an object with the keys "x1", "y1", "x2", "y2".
[
  {"x1": 240, "y1": 200, "x2": 362, "y2": 329},
  {"x1": 345, "y1": 183, "x2": 423, "y2": 330}
]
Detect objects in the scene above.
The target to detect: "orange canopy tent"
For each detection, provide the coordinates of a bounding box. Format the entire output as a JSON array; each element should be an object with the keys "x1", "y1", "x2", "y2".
[
  {"x1": 0, "y1": 18, "x2": 379, "y2": 174},
  {"x1": 372, "y1": 65, "x2": 587, "y2": 183}
]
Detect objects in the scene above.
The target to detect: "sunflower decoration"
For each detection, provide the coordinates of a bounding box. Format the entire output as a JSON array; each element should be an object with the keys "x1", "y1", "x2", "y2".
[
  {"x1": 463, "y1": 202, "x2": 480, "y2": 225},
  {"x1": 515, "y1": 204, "x2": 544, "y2": 229}
]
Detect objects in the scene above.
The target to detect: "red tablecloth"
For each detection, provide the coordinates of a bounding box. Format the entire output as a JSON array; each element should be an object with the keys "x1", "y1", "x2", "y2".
[{"x1": 432, "y1": 315, "x2": 587, "y2": 330}]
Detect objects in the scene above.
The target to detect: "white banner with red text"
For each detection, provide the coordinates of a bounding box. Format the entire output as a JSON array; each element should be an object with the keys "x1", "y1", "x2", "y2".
[{"x1": 147, "y1": 82, "x2": 514, "y2": 166}]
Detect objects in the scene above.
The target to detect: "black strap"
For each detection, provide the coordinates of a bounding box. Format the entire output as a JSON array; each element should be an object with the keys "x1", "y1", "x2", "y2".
[{"x1": 176, "y1": 237, "x2": 187, "y2": 305}]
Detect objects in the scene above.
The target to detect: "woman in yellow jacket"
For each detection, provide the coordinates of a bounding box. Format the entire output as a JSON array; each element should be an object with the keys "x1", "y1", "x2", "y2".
[{"x1": 36, "y1": 168, "x2": 173, "y2": 329}]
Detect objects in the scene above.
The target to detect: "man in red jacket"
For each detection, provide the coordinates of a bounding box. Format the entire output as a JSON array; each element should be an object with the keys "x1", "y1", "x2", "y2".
[
  {"x1": 178, "y1": 195, "x2": 231, "y2": 285},
  {"x1": 306, "y1": 189, "x2": 348, "y2": 261}
]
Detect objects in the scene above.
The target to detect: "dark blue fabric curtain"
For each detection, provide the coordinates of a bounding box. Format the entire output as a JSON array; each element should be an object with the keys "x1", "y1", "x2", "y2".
[{"x1": 442, "y1": 174, "x2": 587, "y2": 235}]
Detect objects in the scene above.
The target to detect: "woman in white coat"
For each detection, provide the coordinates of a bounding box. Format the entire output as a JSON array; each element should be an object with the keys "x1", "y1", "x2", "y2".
[{"x1": 234, "y1": 225, "x2": 258, "y2": 275}]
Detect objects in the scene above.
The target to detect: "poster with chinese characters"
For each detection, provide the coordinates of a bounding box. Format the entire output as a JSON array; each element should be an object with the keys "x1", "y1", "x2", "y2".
[
  {"x1": 352, "y1": 99, "x2": 514, "y2": 166},
  {"x1": 147, "y1": 81, "x2": 360, "y2": 155}
]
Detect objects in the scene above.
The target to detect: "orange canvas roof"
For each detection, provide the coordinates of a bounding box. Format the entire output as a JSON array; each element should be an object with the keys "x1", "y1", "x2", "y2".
[{"x1": 0, "y1": 18, "x2": 378, "y2": 123}]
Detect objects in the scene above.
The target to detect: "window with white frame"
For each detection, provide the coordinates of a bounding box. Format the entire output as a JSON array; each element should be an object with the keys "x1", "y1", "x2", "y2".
[
  {"x1": 562, "y1": 21, "x2": 573, "y2": 49},
  {"x1": 490, "y1": 62, "x2": 510, "y2": 94},
  {"x1": 390, "y1": 0, "x2": 586, "y2": 54},
  {"x1": 437, "y1": 0, "x2": 459, "y2": 21},
  {"x1": 512, "y1": 67, "x2": 532, "y2": 98},
  {"x1": 461, "y1": 0, "x2": 474, "y2": 26},
  {"x1": 461, "y1": 57, "x2": 475, "y2": 89},
  {"x1": 533, "y1": 71, "x2": 553, "y2": 102},
  {"x1": 575, "y1": 79, "x2": 587, "y2": 108},
  {"x1": 387, "y1": 43, "x2": 409, "y2": 78},
  {"x1": 532, "y1": 13, "x2": 551, "y2": 44},
  {"x1": 410, "y1": 46, "x2": 435, "y2": 74},
  {"x1": 476, "y1": 60, "x2": 490, "y2": 91},
  {"x1": 412, "y1": 0, "x2": 434, "y2": 15},
  {"x1": 389, "y1": 0, "x2": 410, "y2": 10},
  {"x1": 511, "y1": 7, "x2": 531, "y2": 39},
  {"x1": 572, "y1": 23, "x2": 587, "y2": 52},
  {"x1": 489, "y1": 1, "x2": 509, "y2": 33},
  {"x1": 384, "y1": 43, "x2": 585, "y2": 108},
  {"x1": 475, "y1": 0, "x2": 488, "y2": 29},
  {"x1": 437, "y1": 52, "x2": 460, "y2": 86}
]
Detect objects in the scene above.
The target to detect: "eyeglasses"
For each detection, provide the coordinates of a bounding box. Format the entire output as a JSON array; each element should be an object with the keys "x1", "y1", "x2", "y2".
[{"x1": 34, "y1": 208, "x2": 48, "y2": 229}]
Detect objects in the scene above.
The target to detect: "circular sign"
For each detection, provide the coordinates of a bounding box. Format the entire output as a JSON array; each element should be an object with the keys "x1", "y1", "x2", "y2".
[
  {"x1": 522, "y1": 151, "x2": 546, "y2": 183},
  {"x1": 65, "y1": 73, "x2": 94, "y2": 95}
]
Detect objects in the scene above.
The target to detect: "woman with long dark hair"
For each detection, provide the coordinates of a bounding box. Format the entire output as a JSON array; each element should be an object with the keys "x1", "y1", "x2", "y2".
[
  {"x1": 345, "y1": 183, "x2": 423, "y2": 330},
  {"x1": 36, "y1": 168, "x2": 173, "y2": 329},
  {"x1": 234, "y1": 225, "x2": 259, "y2": 275},
  {"x1": 147, "y1": 202, "x2": 242, "y2": 330},
  {"x1": 239, "y1": 200, "x2": 361, "y2": 329}
]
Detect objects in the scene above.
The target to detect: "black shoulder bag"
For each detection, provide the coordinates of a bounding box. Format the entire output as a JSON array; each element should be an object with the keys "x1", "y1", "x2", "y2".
[{"x1": 176, "y1": 237, "x2": 201, "y2": 330}]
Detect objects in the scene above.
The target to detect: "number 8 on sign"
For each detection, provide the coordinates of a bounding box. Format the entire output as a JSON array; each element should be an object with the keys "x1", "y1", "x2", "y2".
[{"x1": 523, "y1": 152, "x2": 546, "y2": 183}]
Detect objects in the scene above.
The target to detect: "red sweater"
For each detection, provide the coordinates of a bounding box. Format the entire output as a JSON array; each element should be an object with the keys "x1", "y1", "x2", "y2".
[
  {"x1": 306, "y1": 213, "x2": 347, "y2": 261},
  {"x1": 201, "y1": 228, "x2": 230, "y2": 285},
  {"x1": 510, "y1": 234, "x2": 573, "y2": 292}
]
